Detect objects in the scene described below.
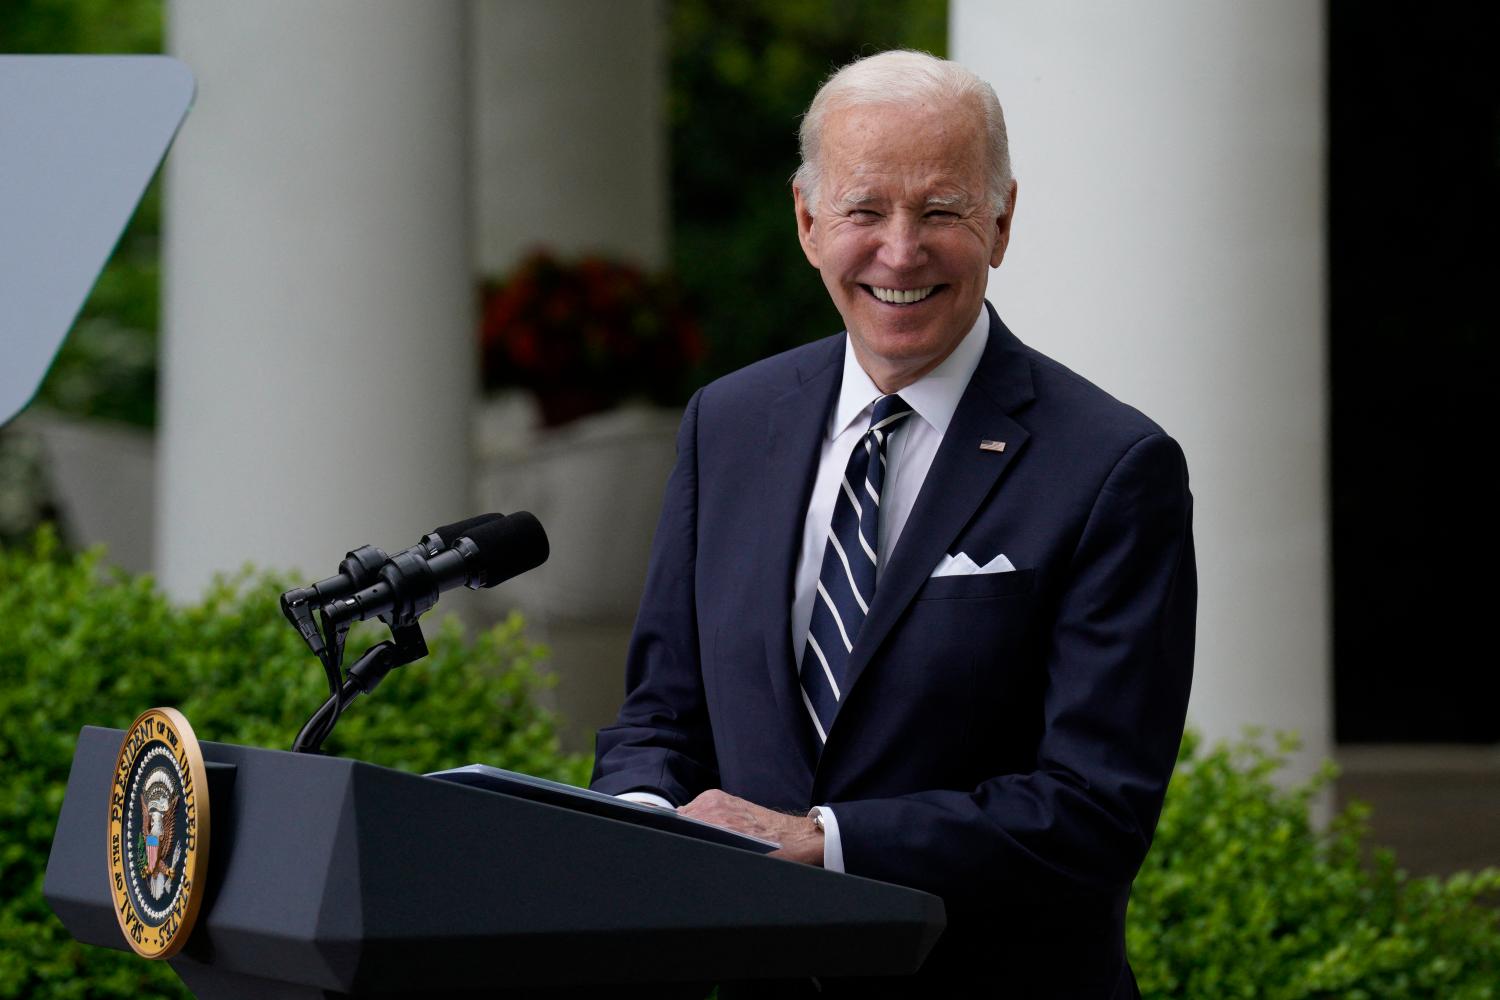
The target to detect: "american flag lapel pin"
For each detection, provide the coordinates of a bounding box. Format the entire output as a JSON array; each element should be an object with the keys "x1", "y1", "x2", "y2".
[{"x1": 979, "y1": 439, "x2": 1006, "y2": 453}]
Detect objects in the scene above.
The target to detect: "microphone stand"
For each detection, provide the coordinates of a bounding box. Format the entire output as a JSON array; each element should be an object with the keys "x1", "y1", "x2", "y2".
[{"x1": 291, "y1": 621, "x2": 429, "y2": 755}]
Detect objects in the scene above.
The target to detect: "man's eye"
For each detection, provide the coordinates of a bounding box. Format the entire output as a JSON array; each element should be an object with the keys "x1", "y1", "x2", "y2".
[
  {"x1": 926, "y1": 210, "x2": 959, "y2": 220},
  {"x1": 848, "y1": 209, "x2": 880, "y2": 221}
]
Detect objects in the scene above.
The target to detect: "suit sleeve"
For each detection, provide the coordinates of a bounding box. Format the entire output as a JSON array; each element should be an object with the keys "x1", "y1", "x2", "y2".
[
  {"x1": 590, "y1": 388, "x2": 720, "y2": 806},
  {"x1": 830, "y1": 431, "x2": 1197, "y2": 904}
]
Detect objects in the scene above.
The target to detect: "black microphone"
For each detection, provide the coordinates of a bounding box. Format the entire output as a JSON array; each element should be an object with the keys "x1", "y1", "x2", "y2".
[
  {"x1": 321, "y1": 511, "x2": 548, "y2": 627},
  {"x1": 428, "y1": 512, "x2": 507, "y2": 551},
  {"x1": 280, "y1": 513, "x2": 507, "y2": 653}
]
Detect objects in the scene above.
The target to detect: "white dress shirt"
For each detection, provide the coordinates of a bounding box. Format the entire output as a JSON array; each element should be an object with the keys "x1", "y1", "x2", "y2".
[{"x1": 623, "y1": 307, "x2": 991, "y2": 873}]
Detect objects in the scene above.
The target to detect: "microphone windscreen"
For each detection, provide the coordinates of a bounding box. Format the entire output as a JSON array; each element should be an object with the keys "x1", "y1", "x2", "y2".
[
  {"x1": 462, "y1": 511, "x2": 549, "y2": 587},
  {"x1": 432, "y1": 512, "x2": 504, "y2": 549}
]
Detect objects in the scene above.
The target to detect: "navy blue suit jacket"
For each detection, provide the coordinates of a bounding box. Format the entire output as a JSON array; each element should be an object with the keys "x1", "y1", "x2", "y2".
[{"x1": 593, "y1": 305, "x2": 1196, "y2": 996}]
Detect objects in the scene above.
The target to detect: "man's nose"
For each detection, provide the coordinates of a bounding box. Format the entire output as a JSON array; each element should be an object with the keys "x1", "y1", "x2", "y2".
[{"x1": 876, "y1": 215, "x2": 927, "y2": 271}]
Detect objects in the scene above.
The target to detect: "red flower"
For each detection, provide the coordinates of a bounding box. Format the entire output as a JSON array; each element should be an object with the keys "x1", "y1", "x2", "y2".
[{"x1": 476, "y1": 248, "x2": 706, "y2": 422}]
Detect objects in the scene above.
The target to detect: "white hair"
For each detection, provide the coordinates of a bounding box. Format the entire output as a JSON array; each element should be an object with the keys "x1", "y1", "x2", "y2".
[{"x1": 794, "y1": 50, "x2": 1013, "y2": 216}]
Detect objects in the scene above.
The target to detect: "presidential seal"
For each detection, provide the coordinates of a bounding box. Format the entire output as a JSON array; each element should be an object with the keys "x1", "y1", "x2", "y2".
[{"x1": 107, "y1": 707, "x2": 210, "y2": 959}]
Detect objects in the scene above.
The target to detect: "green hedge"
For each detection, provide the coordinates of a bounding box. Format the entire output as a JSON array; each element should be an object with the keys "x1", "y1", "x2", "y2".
[
  {"x1": 1130, "y1": 730, "x2": 1500, "y2": 998},
  {"x1": 0, "y1": 529, "x2": 589, "y2": 999}
]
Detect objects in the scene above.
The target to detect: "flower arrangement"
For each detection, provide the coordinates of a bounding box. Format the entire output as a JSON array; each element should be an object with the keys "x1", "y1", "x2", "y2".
[{"x1": 479, "y1": 250, "x2": 706, "y2": 426}]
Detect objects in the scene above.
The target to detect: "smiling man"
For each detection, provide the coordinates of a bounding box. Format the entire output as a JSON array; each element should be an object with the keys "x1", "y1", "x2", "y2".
[
  {"x1": 592, "y1": 50, "x2": 1197, "y2": 997},
  {"x1": 793, "y1": 71, "x2": 1011, "y2": 395}
]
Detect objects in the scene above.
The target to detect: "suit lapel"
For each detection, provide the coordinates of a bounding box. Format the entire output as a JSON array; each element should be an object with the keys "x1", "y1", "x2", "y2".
[
  {"x1": 832, "y1": 308, "x2": 1037, "y2": 726},
  {"x1": 757, "y1": 338, "x2": 843, "y2": 773}
]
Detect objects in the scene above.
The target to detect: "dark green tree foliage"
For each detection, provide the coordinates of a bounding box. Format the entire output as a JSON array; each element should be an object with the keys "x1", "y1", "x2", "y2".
[
  {"x1": 0, "y1": 530, "x2": 590, "y2": 999},
  {"x1": 669, "y1": 0, "x2": 948, "y2": 383},
  {"x1": 1130, "y1": 731, "x2": 1500, "y2": 998},
  {"x1": 1, "y1": 0, "x2": 165, "y2": 428},
  {"x1": 0, "y1": 0, "x2": 161, "y2": 54}
]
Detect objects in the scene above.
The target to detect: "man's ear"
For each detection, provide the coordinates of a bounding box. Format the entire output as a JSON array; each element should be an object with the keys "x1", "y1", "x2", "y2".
[
  {"x1": 793, "y1": 183, "x2": 821, "y2": 269},
  {"x1": 989, "y1": 180, "x2": 1019, "y2": 268}
]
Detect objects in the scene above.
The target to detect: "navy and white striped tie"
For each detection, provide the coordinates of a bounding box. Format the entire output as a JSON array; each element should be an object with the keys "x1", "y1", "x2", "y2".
[{"x1": 800, "y1": 393, "x2": 913, "y2": 745}]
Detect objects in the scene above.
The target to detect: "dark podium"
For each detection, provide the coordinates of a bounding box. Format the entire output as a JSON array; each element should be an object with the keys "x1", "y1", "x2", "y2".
[{"x1": 46, "y1": 726, "x2": 945, "y2": 998}]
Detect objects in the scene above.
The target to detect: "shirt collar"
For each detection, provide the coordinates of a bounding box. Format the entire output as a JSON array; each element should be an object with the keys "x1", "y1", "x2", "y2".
[{"x1": 830, "y1": 304, "x2": 990, "y2": 439}]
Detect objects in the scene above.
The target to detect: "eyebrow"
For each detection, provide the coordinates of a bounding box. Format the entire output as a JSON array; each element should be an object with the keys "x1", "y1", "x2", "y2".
[
  {"x1": 925, "y1": 193, "x2": 966, "y2": 208},
  {"x1": 835, "y1": 190, "x2": 880, "y2": 209},
  {"x1": 834, "y1": 191, "x2": 972, "y2": 211}
]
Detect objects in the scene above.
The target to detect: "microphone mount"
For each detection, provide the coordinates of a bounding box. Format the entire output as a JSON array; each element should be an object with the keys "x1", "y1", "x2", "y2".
[
  {"x1": 280, "y1": 512, "x2": 544, "y2": 756},
  {"x1": 290, "y1": 621, "x2": 429, "y2": 755}
]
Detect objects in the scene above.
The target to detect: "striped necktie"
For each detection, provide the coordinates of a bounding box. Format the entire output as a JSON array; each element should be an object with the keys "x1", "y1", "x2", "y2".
[{"x1": 800, "y1": 393, "x2": 914, "y2": 746}]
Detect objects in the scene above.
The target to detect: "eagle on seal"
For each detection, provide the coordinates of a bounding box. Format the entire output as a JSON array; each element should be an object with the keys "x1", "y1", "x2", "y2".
[{"x1": 139, "y1": 786, "x2": 179, "y2": 880}]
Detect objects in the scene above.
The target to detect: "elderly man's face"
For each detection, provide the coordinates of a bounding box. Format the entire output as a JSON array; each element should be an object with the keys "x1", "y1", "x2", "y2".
[{"x1": 795, "y1": 98, "x2": 1015, "y2": 392}]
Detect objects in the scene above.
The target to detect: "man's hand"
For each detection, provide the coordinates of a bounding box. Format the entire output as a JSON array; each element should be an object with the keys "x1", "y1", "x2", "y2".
[{"x1": 678, "y1": 789, "x2": 824, "y2": 866}]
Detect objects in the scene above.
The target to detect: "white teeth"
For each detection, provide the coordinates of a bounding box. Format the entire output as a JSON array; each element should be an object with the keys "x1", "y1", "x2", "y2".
[{"x1": 871, "y1": 285, "x2": 936, "y2": 304}]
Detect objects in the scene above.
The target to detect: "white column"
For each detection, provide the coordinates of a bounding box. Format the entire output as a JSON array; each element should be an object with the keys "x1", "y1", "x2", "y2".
[
  {"x1": 470, "y1": 0, "x2": 667, "y2": 274},
  {"x1": 953, "y1": 3, "x2": 1329, "y2": 779},
  {"x1": 160, "y1": 0, "x2": 473, "y2": 596}
]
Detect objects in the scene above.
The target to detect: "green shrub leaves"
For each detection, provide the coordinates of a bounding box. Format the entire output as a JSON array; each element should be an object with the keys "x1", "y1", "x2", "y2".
[{"x1": 1129, "y1": 731, "x2": 1500, "y2": 998}]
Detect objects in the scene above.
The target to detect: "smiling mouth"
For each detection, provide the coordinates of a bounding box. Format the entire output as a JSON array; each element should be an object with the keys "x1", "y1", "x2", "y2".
[{"x1": 865, "y1": 284, "x2": 941, "y2": 305}]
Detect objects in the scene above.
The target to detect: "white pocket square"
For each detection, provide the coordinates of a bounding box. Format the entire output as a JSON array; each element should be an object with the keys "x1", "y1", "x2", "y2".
[{"x1": 931, "y1": 552, "x2": 1016, "y2": 577}]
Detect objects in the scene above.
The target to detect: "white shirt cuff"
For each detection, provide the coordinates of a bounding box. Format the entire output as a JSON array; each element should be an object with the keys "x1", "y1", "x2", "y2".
[
  {"x1": 616, "y1": 791, "x2": 676, "y2": 810},
  {"x1": 809, "y1": 805, "x2": 845, "y2": 873}
]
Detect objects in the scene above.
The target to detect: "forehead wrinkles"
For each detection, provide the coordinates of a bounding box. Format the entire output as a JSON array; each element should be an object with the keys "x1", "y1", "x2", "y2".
[
  {"x1": 824, "y1": 97, "x2": 982, "y2": 153},
  {"x1": 821, "y1": 102, "x2": 988, "y2": 208}
]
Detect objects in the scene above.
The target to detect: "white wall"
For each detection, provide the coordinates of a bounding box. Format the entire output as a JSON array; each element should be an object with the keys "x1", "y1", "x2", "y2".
[{"x1": 952, "y1": 2, "x2": 1330, "y2": 778}]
